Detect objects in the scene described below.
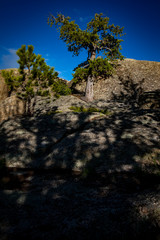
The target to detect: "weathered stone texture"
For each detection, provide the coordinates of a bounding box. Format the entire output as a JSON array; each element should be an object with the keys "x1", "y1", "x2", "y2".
[
  {"x1": 0, "y1": 95, "x2": 159, "y2": 173},
  {"x1": 71, "y1": 59, "x2": 160, "y2": 100},
  {"x1": 0, "y1": 59, "x2": 160, "y2": 121},
  {"x1": 0, "y1": 69, "x2": 20, "y2": 102},
  {"x1": 0, "y1": 70, "x2": 10, "y2": 101},
  {"x1": 0, "y1": 95, "x2": 25, "y2": 122}
]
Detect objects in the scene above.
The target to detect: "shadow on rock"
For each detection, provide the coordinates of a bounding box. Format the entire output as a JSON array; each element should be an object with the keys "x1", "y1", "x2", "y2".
[{"x1": 0, "y1": 98, "x2": 160, "y2": 239}]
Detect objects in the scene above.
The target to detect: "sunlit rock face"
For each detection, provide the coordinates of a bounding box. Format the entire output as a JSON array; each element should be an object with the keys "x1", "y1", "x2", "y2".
[
  {"x1": 70, "y1": 59, "x2": 160, "y2": 100},
  {"x1": 0, "y1": 95, "x2": 159, "y2": 174},
  {"x1": 0, "y1": 60, "x2": 159, "y2": 173},
  {"x1": 1, "y1": 59, "x2": 160, "y2": 122},
  {"x1": 0, "y1": 70, "x2": 10, "y2": 101},
  {"x1": 0, "y1": 95, "x2": 25, "y2": 122}
]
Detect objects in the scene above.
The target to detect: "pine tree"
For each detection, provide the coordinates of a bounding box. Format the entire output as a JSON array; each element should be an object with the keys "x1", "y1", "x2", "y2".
[
  {"x1": 16, "y1": 45, "x2": 36, "y2": 115},
  {"x1": 1, "y1": 70, "x2": 19, "y2": 96},
  {"x1": 48, "y1": 13, "x2": 125, "y2": 101},
  {"x1": 2, "y1": 45, "x2": 59, "y2": 115}
]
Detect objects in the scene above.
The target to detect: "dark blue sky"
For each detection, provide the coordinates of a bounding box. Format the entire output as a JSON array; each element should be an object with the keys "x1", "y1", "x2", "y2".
[{"x1": 0, "y1": 0, "x2": 160, "y2": 80}]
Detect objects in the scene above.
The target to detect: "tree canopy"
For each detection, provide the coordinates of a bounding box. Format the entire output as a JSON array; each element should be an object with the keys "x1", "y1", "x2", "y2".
[
  {"x1": 48, "y1": 13, "x2": 125, "y2": 101},
  {"x1": 2, "y1": 45, "x2": 59, "y2": 115},
  {"x1": 48, "y1": 13, "x2": 124, "y2": 60}
]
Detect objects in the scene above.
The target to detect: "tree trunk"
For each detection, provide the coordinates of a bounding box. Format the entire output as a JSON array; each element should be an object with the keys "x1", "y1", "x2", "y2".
[
  {"x1": 90, "y1": 50, "x2": 96, "y2": 60},
  {"x1": 88, "y1": 49, "x2": 96, "y2": 61},
  {"x1": 31, "y1": 94, "x2": 37, "y2": 115},
  {"x1": 32, "y1": 85, "x2": 39, "y2": 115},
  {"x1": 85, "y1": 75, "x2": 94, "y2": 102},
  {"x1": 85, "y1": 49, "x2": 96, "y2": 102},
  {"x1": 27, "y1": 97, "x2": 32, "y2": 116}
]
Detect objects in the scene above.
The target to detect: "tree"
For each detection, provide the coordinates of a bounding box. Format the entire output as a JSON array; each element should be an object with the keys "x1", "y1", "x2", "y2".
[
  {"x1": 2, "y1": 45, "x2": 59, "y2": 115},
  {"x1": 48, "y1": 13, "x2": 125, "y2": 101},
  {"x1": 1, "y1": 70, "x2": 19, "y2": 96},
  {"x1": 17, "y1": 45, "x2": 60, "y2": 115}
]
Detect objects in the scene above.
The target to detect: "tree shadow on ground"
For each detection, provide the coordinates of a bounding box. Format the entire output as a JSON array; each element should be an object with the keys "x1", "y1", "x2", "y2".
[
  {"x1": 111, "y1": 76, "x2": 145, "y2": 108},
  {"x1": 112, "y1": 75, "x2": 160, "y2": 110},
  {"x1": 0, "y1": 97, "x2": 160, "y2": 239}
]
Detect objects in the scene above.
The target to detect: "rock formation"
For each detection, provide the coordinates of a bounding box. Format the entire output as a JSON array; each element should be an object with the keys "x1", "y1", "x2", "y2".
[
  {"x1": 0, "y1": 59, "x2": 160, "y2": 240},
  {"x1": 0, "y1": 70, "x2": 10, "y2": 101},
  {"x1": 0, "y1": 95, "x2": 25, "y2": 122},
  {"x1": 70, "y1": 59, "x2": 160, "y2": 100},
  {"x1": 0, "y1": 95, "x2": 159, "y2": 174},
  {"x1": 0, "y1": 59, "x2": 160, "y2": 122},
  {"x1": 0, "y1": 59, "x2": 159, "y2": 172}
]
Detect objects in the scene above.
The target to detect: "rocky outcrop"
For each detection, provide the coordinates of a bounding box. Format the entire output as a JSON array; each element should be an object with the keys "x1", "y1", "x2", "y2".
[
  {"x1": 0, "y1": 59, "x2": 160, "y2": 122},
  {"x1": 0, "y1": 69, "x2": 21, "y2": 101},
  {"x1": 0, "y1": 95, "x2": 160, "y2": 240},
  {"x1": 0, "y1": 60, "x2": 159, "y2": 172},
  {"x1": 0, "y1": 95, "x2": 25, "y2": 122},
  {"x1": 71, "y1": 59, "x2": 160, "y2": 100},
  {"x1": 0, "y1": 70, "x2": 10, "y2": 101},
  {"x1": 0, "y1": 61, "x2": 160, "y2": 240},
  {"x1": 0, "y1": 96, "x2": 160, "y2": 240},
  {"x1": 0, "y1": 95, "x2": 159, "y2": 174},
  {"x1": 0, "y1": 69, "x2": 25, "y2": 122}
]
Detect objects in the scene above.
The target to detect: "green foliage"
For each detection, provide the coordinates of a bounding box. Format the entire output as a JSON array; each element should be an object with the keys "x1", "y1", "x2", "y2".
[
  {"x1": 2, "y1": 45, "x2": 59, "y2": 115},
  {"x1": 89, "y1": 58, "x2": 114, "y2": 76},
  {"x1": 1, "y1": 70, "x2": 20, "y2": 95},
  {"x1": 72, "y1": 67, "x2": 88, "y2": 83},
  {"x1": 52, "y1": 79, "x2": 71, "y2": 96},
  {"x1": 46, "y1": 110, "x2": 62, "y2": 115},
  {"x1": 16, "y1": 46, "x2": 58, "y2": 101},
  {"x1": 48, "y1": 13, "x2": 124, "y2": 100},
  {"x1": 48, "y1": 13, "x2": 124, "y2": 60},
  {"x1": 73, "y1": 58, "x2": 114, "y2": 83},
  {"x1": 69, "y1": 105, "x2": 111, "y2": 115},
  {"x1": 17, "y1": 45, "x2": 36, "y2": 74},
  {"x1": 16, "y1": 45, "x2": 70, "y2": 105},
  {"x1": 37, "y1": 89, "x2": 50, "y2": 97},
  {"x1": 32, "y1": 54, "x2": 58, "y2": 86}
]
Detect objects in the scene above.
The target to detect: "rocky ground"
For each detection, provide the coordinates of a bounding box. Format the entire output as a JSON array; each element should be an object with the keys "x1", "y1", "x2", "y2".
[
  {"x1": 0, "y1": 95, "x2": 159, "y2": 172},
  {"x1": 0, "y1": 170, "x2": 160, "y2": 240},
  {"x1": 0, "y1": 95, "x2": 160, "y2": 239}
]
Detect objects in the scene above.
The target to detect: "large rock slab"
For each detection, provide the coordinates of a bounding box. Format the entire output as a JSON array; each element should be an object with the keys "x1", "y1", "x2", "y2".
[
  {"x1": 0, "y1": 95, "x2": 25, "y2": 122},
  {"x1": 0, "y1": 96, "x2": 159, "y2": 174},
  {"x1": 0, "y1": 70, "x2": 10, "y2": 101},
  {"x1": 71, "y1": 59, "x2": 160, "y2": 100},
  {"x1": 1, "y1": 59, "x2": 160, "y2": 122}
]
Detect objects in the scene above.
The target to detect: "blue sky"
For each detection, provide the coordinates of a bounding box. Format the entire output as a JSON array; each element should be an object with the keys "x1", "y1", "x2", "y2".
[{"x1": 0, "y1": 0, "x2": 160, "y2": 80}]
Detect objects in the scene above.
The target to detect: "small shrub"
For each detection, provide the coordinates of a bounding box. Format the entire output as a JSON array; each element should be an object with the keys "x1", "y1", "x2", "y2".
[
  {"x1": 1, "y1": 70, "x2": 19, "y2": 96},
  {"x1": 38, "y1": 89, "x2": 50, "y2": 97},
  {"x1": 46, "y1": 110, "x2": 62, "y2": 115},
  {"x1": 52, "y1": 79, "x2": 71, "y2": 96},
  {"x1": 72, "y1": 58, "x2": 114, "y2": 84}
]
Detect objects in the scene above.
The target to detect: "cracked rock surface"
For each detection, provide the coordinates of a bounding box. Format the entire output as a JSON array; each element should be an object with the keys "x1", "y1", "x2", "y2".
[
  {"x1": 0, "y1": 95, "x2": 159, "y2": 173},
  {"x1": 0, "y1": 170, "x2": 160, "y2": 240},
  {"x1": 0, "y1": 95, "x2": 160, "y2": 239}
]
